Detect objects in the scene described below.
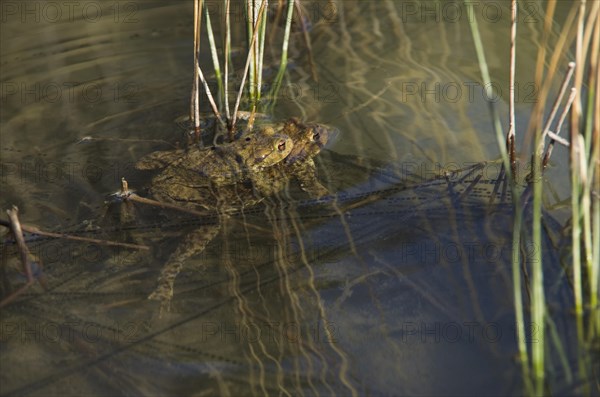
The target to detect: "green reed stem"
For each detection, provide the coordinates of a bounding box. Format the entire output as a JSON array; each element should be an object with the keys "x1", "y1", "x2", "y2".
[
  {"x1": 575, "y1": 134, "x2": 592, "y2": 391},
  {"x1": 464, "y1": 3, "x2": 505, "y2": 159},
  {"x1": 246, "y1": 0, "x2": 267, "y2": 107},
  {"x1": 224, "y1": 0, "x2": 231, "y2": 119},
  {"x1": 531, "y1": 134, "x2": 546, "y2": 395},
  {"x1": 268, "y1": 0, "x2": 295, "y2": 111},
  {"x1": 246, "y1": 1, "x2": 255, "y2": 104},
  {"x1": 572, "y1": 137, "x2": 585, "y2": 330},
  {"x1": 510, "y1": 204, "x2": 533, "y2": 392},
  {"x1": 579, "y1": 135, "x2": 593, "y2": 311},
  {"x1": 507, "y1": 0, "x2": 517, "y2": 176},
  {"x1": 465, "y1": 1, "x2": 541, "y2": 393},
  {"x1": 546, "y1": 315, "x2": 573, "y2": 384},
  {"x1": 591, "y1": 92, "x2": 599, "y2": 333},
  {"x1": 583, "y1": 48, "x2": 599, "y2": 325},
  {"x1": 592, "y1": 179, "x2": 600, "y2": 333},
  {"x1": 231, "y1": 0, "x2": 267, "y2": 132},
  {"x1": 205, "y1": 6, "x2": 223, "y2": 106},
  {"x1": 582, "y1": 40, "x2": 599, "y2": 373},
  {"x1": 256, "y1": 4, "x2": 267, "y2": 105},
  {"x1": 570, "y1": 0, "x2": 586, "y2": 342}
]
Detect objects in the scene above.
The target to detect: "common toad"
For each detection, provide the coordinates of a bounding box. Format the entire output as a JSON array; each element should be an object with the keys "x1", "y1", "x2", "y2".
[{"x1": 135, "y1": 119, "x2": 335, "y2": 312}]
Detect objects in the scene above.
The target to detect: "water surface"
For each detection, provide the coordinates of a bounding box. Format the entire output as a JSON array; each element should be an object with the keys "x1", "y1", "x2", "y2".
[{"x1": 1, "y1": 1, "x2": 586, "y2": 395}]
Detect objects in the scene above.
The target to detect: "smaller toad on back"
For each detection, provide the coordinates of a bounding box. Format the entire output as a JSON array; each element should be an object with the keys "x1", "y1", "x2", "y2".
[{"x1": 252, "y1": 117, "x2": 335, "y2": 198}]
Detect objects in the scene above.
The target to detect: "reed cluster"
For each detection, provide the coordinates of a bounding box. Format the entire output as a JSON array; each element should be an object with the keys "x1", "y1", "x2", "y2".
[
  {"x1": 467, "y1": 0, "x2": 599, "y2": 394},
  {"x1": 189, "y1": 0, "x2": 300, "y2": 139}
]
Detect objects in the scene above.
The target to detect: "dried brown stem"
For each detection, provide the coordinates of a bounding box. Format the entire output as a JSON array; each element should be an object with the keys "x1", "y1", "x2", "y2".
[
  {"x1": 543, "y1": 88, "x2": 577, "y2": 168},
  {"x1": 120, "y1": 177, "x2": 129, "y2": 194},
  {"x1": 546, "y1": 131, "x2": 570, "y2": 149},
  {"x1": 196, "y1": 64, "x2": 226, "y2": 127},
  {"x1": 539, "y1": 62, "x2": 576, "y2": 149}
]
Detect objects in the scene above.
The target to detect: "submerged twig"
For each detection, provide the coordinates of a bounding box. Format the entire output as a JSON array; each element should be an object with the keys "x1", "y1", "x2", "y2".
[
  {"x1": 77, "y1": 137, "x2": 174, "y2": 147},
  {"x1": 0, "y1": 207, "x2": 39, "y2": 308},
  {"x1": 0, "y1": 218, "x2": 150, "y2": 251},
  {"x1": 0, "y1": 198, "x2": 150, "y2": 308},
  {"x1": 6, "y1": 207, "x2": 34, "y2": 282},
  {"x1": 126, "y1": 194, "x2": 211, "y2": 218},
  {"x1": 125, "y1": 193, "x2": 271, "y2": 234}
]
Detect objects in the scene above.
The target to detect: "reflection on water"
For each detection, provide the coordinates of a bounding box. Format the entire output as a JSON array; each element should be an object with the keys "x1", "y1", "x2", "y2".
[
  {"x1": 0, "y1": 157, "x2": 572, "y2": 395},
  {"x1": 1, "y1": 1, "x2": 588, "y2": 396}
]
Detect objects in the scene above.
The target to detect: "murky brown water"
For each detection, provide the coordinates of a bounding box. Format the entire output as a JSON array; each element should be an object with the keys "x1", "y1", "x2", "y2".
[{"x1": 1, "y1": 1, "x2": 588, "y2": 396}]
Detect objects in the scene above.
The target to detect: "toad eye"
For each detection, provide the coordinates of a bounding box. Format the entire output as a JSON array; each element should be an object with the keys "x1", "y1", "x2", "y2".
[
  {"x1": 245, "y1": 137, "x2": 252, "y2": 142},
  {"x1": 312, "y1": 132, "x2": 320, "y2": 141},
  {"x1": 277, "y1": 141, "x2": 287, "y2": 151}
]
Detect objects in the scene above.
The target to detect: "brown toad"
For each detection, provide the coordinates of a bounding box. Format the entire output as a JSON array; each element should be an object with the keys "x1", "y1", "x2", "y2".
[{"x1": 135, "y1": 119, "x2": 335, "y2": 312}]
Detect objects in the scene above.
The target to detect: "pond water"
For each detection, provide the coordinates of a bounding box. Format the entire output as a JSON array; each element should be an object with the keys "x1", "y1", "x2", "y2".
[{"x1": 1, "y1": 1, "x2": 591, "y2": 396}]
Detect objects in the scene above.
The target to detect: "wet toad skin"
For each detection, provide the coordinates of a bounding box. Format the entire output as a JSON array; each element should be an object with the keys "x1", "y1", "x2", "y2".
[
  {"x1": 253, "y1": 118, "x2": 334, "y2": 198},
  {"x1": 135, "y1": 119, "x2": 336, "y2": 312},
  {"x1": 136, "y1": 131, "x2": 293, "y2": 187}
]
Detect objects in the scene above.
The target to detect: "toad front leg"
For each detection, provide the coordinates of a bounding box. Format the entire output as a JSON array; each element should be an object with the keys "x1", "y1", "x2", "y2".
[
  {"x1": 148, "y1": 223, "x2": 221, "y2": 312},
  {"x1": 291, "y1": 158, "x2": 330, "y2": 198}
]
